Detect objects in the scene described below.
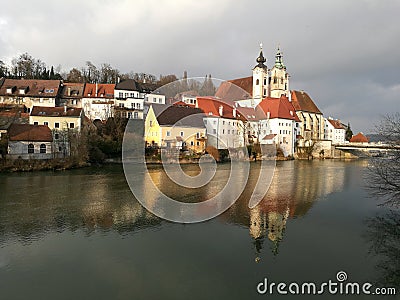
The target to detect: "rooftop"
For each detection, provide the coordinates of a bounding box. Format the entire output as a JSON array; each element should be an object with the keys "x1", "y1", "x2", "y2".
[
  {"x1": 8, "y1": 123, "x2": 53, "y2": 142},
  {"x1": 31, "y1": 106, "x2": 82, "y2": 117}
]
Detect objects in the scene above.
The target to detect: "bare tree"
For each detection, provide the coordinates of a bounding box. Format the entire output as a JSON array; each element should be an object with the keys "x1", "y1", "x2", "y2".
[{"x1": 366, "y1": 113, "x2": 400, "y2": 206}]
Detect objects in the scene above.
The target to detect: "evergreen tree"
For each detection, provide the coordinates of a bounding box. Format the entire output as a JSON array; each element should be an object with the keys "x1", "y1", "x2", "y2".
[{"x1": 345, "y1": 122, "x2": 353, "y2": 141}]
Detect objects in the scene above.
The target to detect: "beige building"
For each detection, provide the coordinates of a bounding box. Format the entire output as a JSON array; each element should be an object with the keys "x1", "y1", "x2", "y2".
[
  {"x1": 290, "y1": 90, "x2": 324, "y2": 141},
  {"x1": 30, "y1": 106, "x2": 84, "y2": 131}
]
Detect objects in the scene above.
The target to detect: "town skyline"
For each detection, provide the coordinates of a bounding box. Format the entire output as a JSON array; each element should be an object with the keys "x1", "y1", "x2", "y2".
[{"x1": 1, "y1": 0, "x2": 399, "y2": 133}]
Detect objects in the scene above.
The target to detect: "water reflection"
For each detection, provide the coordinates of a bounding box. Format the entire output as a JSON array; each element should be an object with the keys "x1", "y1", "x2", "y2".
[{"x1": 0, "y1": 161, "x2": 350, "y2": 250}]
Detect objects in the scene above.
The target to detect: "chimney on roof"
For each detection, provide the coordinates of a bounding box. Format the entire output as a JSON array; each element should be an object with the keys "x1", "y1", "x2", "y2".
[
  {"x1": 95, "y1": 83, "x2": 98, "y2": 97},
  {"x1": 64, "y1": 105, "x2": 67, "y2": 113},
  {"x1": 219, "y1": 105, "x2": 223, "y2": 117},
  {"x1": 67, "y1": 87, "x2": 71, "y2": 96},
  {"x1": 233, "y1": 107, "x2": 237, "y2": 118}
]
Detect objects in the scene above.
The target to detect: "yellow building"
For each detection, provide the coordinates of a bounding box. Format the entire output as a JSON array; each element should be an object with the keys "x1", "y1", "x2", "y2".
[{"x1": 145, "y1": 104, "x2": 206, "y2": 153}]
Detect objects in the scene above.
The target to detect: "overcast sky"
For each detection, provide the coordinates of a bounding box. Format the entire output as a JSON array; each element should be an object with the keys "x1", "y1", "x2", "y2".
[{"x1": 0, "y1": 0, "x2": 399, "y2": 133}]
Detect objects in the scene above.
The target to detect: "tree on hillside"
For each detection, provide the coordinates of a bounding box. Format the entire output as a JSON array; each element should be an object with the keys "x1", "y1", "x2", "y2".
[
  {"x1": 0, "y1": 60, "x2": 8, "y2": 77},
  {"x1": 345, "y1": 122, "x2": 353, "y2": 141},
  {"x1": 158, "y1": 74, "x2": 178, "y2": 87},
  {"x1": 366, "y1": 113, "x2": 400, "y2": 206}
]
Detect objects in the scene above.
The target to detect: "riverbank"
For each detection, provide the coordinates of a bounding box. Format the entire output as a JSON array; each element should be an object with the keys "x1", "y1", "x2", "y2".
[{"x1": 0, "y1": 158, "x2": 90, "y2": 172}]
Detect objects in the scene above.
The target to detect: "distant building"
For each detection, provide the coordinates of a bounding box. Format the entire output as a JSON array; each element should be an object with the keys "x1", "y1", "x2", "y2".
[
  {"x1": 0, "y1": 79, "x2": 62, "y2": 112},
  {"x1": 7, "y1": 123, "x2": 53, "y2": 159},
  {"x1": 82, "y1": 83, "x2": 115, "y2": 120},
  {"x1": 145, "y1": 104, "x2": 206, "y2": 153},
  {"x1": 114, "y1": 79, "x2": 165, "y2": 119},
  {"x1": 350, "y1": 132, "x2": 369, "y2": 143},
  {"x1": 325, "y1": 118, "x2": 345, "y2": 144}
]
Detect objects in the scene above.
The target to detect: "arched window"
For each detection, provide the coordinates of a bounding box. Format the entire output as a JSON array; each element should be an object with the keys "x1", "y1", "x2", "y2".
[
  {"x1": 256, "y1": 79, "x2": 259, "y2": 85},
  {"x1": 40, "y1": 144, "x2": 46, "y2": 153},
  {"x1": 28, "y1": 143, "x2": 34, "y2": 153}
]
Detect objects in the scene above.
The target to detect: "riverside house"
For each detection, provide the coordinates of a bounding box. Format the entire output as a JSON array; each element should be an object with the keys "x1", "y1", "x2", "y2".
[
  {"x1": 145, "y1": 104, "x2": 206, "y2": 153},
  {"x1": 7, "y1": 123, "x2": 53, "y2": 159}
]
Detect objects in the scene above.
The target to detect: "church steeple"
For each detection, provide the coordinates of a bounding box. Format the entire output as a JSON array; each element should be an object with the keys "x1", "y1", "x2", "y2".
[
  {"x1": 255, "y1": 43, "x2": 267, "y2": 69},
  {"x1": 270, "y1": 46, "x2": 289, "y2": 98},
  {"x1": 274, "y1": 47, "x2": 285, "y2": 69},
  {"x1": 252, "y1": 43, "x2": 269, "y2": 101}
]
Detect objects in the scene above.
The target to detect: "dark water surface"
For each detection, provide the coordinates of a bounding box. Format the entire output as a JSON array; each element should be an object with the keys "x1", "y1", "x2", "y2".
[{"x1": 0, "y1": 160, "x2": 398, "y2": 299}]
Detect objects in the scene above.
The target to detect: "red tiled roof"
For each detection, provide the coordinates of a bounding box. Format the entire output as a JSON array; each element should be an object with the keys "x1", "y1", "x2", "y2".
[
  {"x1": 8, "y1": 123, "x2": 52, "y2": 142},
  {"x1": 83, "y1": 83, "x2": 115, "y2": 98},
  {"x1": 257, "y1": 96, "x2": 300, "y2": 121},
  {"x1": 196, "y1": 96, "x2": 236, "y2": 119},
  {"x1": 291, "y1": 90, "x2": 322, "y2": 114},
  {"x1": 328, "y1": 119, "x2": 345, "y2": 129},
  {"x1": 227, "y1": 76, "x2": 253, "y2": 96},
  {"x1": 0, "y1": 79, "x2": 61, "y2": 97},
  {"x1": 263, "y1": 134, "x2": 277, "y2": 140},
  {"x1": 215, "y1": 78, "x2": 252, "y2": 103},
  {"x1": 350, "y1": 132, "x2": 369, "y2": 143},
  {"x1": 31, "y1": 106, "x2": 82, "y2": 117}
]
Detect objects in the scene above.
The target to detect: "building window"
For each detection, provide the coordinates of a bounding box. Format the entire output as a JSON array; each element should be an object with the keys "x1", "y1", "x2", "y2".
[
  {"x1": 40, "y1": 144, "x2": 46, "y2": 153},
  {"x1": 55, "y1": 122, "x2": 60, "y2": 128},
  {"x1": 180, "y1": 131, "x2": 184, "y2": 137},
  {"x1": 222, "y1": 129, "x2": 225, "y2": 134},
  {"x1": 28, "y1": 143, "x2": 34, "y2": 153},
  {"x1": 167, "y1": 131, "x2": 171, "y2": 137},
  {"x1": 70, "y1": 123, "x2": 74, "y2": 129},
  {"x1": 134, "y1": 112, "x2": 138, "y2": 119},
  {"x1": 44, "y1": 122, "x2": 48, "y2": 126},
  {"x1": 34, "y1": 122, "x2": 38, "y2": 125},
  {"x1": 196, "y1": 141, "x2": 200, "y2": 146},
  {"x1": 190, "y1": 141, "x2": 194, "y2": 146},
  {"x1": 264, "y1": 78, "x2": 267, "y2": 85},
  {"x1": 256, "y1": 79, "x2": 259, "y2": 85},
  {"x1": 128, "y1": 112, "x2": 132, "y2": 118},
  {"x1": 213, "y1": 129, "x2": 216, "y2": 134}
]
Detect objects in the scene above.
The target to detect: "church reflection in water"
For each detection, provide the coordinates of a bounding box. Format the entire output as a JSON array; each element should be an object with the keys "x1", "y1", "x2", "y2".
[{"x1": 251, "y1": 160, "x2": 346, "y2": 258}]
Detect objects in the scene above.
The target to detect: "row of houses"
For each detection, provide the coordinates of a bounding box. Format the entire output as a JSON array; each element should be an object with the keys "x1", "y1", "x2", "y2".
[
  {"x1": 0, "y1": 46, "x2": 354, "y2": 160},
  {"x1": 0, "y1": 78, "x2": 165, "y2": 121}
]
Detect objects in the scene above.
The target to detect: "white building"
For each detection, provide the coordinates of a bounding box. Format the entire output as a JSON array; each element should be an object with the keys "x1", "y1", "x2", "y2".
[
  {"x1": 196, "y1": 97, "x2": 244, "y2": 150},
  {"x1": 114, "y1": 79, "x2": 165, "y2": 119},
  {"x1": 82, "y1": 83, "x2": 115, "y2": 121},
  {"x1": 7, "y1": 123, "x2": 53, "y2": 159},
  {"x1": 325, "y1": 118, "x2": 345, "y2": 144}
]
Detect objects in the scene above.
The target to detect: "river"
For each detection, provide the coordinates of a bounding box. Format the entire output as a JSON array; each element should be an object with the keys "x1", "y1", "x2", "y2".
[{"x1": 0, "y1": 160, "x2": 398, "y2": 299}]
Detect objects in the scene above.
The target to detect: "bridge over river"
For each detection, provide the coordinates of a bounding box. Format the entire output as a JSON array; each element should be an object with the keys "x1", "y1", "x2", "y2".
[{"x1": 335, "y1": 143, "x2": 400, "y2": 158}]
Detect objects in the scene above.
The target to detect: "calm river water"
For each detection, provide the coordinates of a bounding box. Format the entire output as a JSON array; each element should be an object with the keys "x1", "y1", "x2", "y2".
[{"x1": 0, "y1": 160, "x2": 398, "y2": 299}]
